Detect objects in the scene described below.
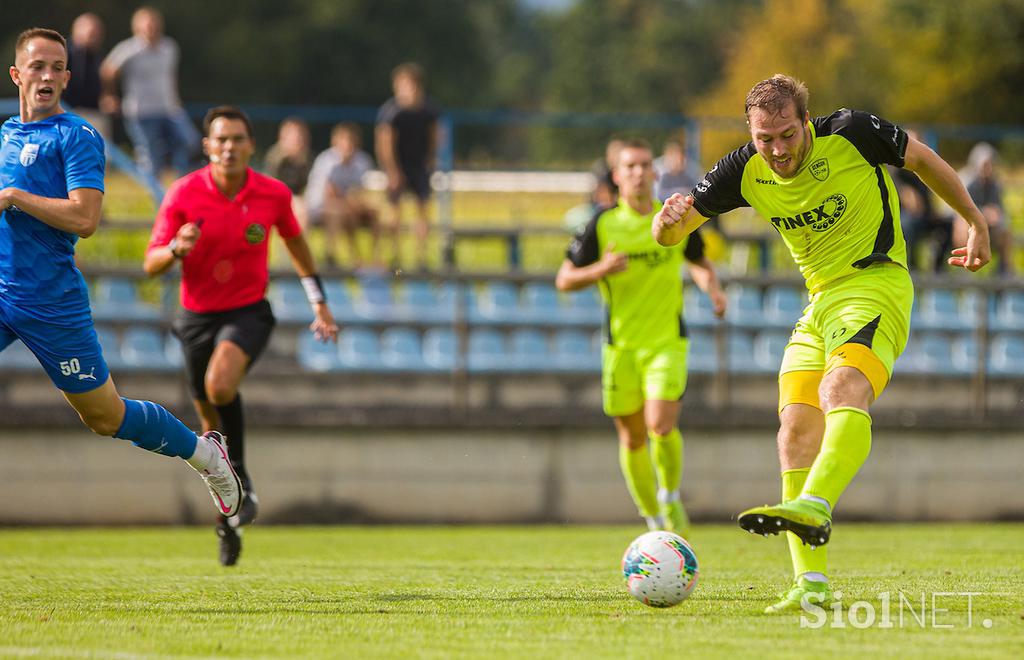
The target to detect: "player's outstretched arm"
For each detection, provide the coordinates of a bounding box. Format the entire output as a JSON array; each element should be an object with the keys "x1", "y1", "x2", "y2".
[
  {"x1": 903, "y1": 138, "x2": 991, "y2": 272},
  {"x1": 0, "y1": 187, "x2": 102, "y2": 237},
  {"x1": 282, "y1": 234, "x2": 339, "y2": 342},
  {"x1": 653, "y1": 194, "x2": 709, "y2": 247},
  {"x1": 554, "y1": 244, "x2": 627, "y2": 292}
]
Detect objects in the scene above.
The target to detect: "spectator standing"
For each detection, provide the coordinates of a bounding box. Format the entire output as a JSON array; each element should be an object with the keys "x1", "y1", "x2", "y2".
[
  {"x1": 264, "y1": 117, "x2": 312, "y2": 229},
  {"x1": 100, "y1": 6, "x2": 199, "y2": 178},
  {"x1": 65, "y1": 13, "x2": 111, "y2": 141},
  {"x1": 957, "y1": 142, "x2": 1013, "y2": 276},
  {"x1": 375, "y1": 62, "x2": 441, "y2": 270},
  {"x1": 653, "y1": 139, "x2": 705, "y2": 202}
]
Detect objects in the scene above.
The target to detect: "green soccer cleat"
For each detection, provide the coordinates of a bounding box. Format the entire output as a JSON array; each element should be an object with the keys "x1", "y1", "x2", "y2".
[
  {"x1": 764, "y1": 577, "x2": 833, "y2": 614},
  {"x1": 737, "y1": 499, "x2": 832, "y2": 547},
  {"x1": 661, "y1": 500, "x2": 691, "y2": 538}
]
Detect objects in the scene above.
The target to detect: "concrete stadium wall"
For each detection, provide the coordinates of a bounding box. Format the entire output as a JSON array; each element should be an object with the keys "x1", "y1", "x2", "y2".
[{"x1": 1, "y1": 427, "x2": 1021, "y2": 526}]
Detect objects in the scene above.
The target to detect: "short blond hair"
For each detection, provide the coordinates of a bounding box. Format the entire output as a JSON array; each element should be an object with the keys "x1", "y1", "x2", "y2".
[{"x1": 745, "y1": 74, "x2": 809, "y2": 120}]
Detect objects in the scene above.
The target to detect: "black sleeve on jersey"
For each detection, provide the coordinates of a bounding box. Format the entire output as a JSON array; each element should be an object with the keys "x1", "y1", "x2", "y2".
[
  {"x1": 818, "y1": 109, "x2": 908, "y2": 167},
  {"x1": 689, "y1": 143, "x2": 755, "y2": 218},
  {"x1": 682, "y1": 227, "x2": 706, "y2": 264},
  {"x1": 566, "y1": 207, "x2": 605, "y2": 267}
]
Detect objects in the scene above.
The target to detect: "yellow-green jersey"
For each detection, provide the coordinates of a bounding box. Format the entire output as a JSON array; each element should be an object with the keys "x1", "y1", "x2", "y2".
[
  {"x1": 691, "y1": 109, "x2": 910, "y2": 294},
  {"x1": 567, "y1": 198, "x2": 705, "y2": 349}
]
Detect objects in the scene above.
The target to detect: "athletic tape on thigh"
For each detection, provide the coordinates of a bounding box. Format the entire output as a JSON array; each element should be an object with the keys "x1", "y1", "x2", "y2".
[
  {"x1": 824, "y1": 341, "x2": 889, "y2": 399},
  {"x1": 778, "y1": 369, "x2": 823, "y2": 413}
]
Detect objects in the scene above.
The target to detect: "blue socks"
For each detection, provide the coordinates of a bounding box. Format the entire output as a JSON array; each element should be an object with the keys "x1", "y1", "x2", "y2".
[{"x1": 113, "y1": 398, "x2": 198, "y2": 459}]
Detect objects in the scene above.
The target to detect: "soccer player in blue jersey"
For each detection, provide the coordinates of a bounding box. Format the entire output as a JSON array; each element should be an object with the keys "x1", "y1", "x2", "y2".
[{"x1": 1, "y1": 28, "x2": 242, "y2": 520}]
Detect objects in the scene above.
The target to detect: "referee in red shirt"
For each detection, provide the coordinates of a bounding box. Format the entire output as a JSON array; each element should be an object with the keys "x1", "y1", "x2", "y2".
[{"x1": 145, "y1": 106, "x2": 338, "y2": 566}]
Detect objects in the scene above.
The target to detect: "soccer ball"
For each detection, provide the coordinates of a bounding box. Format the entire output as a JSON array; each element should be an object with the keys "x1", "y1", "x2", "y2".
[{"x1": 621, "y1": 531, "x2": 699, "y2": 607}]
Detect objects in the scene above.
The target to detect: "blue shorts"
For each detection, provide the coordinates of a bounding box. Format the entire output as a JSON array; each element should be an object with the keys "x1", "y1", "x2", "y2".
[{"x1": 0, "y1": 296, "x2": 110, "y2": 393}]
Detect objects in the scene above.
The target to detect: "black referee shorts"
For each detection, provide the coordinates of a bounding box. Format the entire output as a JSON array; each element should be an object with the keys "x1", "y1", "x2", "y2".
[{"x1": 171, "y1": 299, "x2": 276, "y2": 401}]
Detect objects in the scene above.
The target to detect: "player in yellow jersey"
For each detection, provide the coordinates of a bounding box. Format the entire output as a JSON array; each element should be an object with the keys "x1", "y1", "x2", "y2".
[
  {"x1": 556, "y1": 138, "x2": 727, "y2": 536},
  {"x1": 653, "y1": 74, "x2": 991, "y2": 613}
]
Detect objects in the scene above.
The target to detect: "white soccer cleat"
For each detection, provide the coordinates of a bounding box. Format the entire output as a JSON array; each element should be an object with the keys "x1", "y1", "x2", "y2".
[{"x1": 191, "y1": 431, "x2": 243, "y2": 517}]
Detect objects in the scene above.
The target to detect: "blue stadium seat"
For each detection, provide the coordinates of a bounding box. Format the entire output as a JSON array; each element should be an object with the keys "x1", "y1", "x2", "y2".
[
  {"x1": 354, "y1": 275, "x2": 397, "y2": 322},
  {"x1": 520, "y1": 282, "x2": 562, "y2": 325},
  {"x1": 552, "y1": 329, "x2": 600, "y2": 373},
  {"x1": 398, "y1": 280, "x2": 456, "y2": 324},
  {"x1": 0, "y1": 340, "x2": 39, "y2": 370},
  {"x1": 950, "y1": 333, "x2": 978, "y2": 375},
  {"x1": 725, "y1": 285, "x2": 764, "y2": 329},
  {"x1": 909, "y1": 333, "x2": 954, "y2": 375},
  {"x1": 92, "y1": 277, "x2": 162, "y2": 322},
  {"x1": 268, "y1": 280, "x2": 316, "y2": 323},
  {"x1": 686, "y1": 329, "x2": 716, "y2": 374},
  {"x1": 991, "y1": 291, "x2": 1024, "y2": 332},
  {"x1": 94, "y1": 326, "x2": 125, "y2": 371},
  {"x1": 509, "y1": 328, "x2": 550, "y2": 371},
  {"x1": 725, "y1": 331, "x2": 756, "y2": 373},
  {"x1": 380, "y1": 327, "x2": 427, "y2": 371},
  {"x1": 323, "y1": 278, "x2": 358, "y2": 324},
  {"x1": 297, "y1": 332, "x2": 342, "y2": 372},
  {"x1": 917, "y1": 289, "x2": 969, "y2": 331},
  {"x1": 563, "y1": 288, "x2": 603, "y2": 325},
  {"x1": 164, "y1": 335, "x2": 185, "y2": 369},
  {"x1": 337, "y1": 328, "x2": 381, "y2": 371},
  {"x1": 121, "y1": 328, "x2": 177, "y2": 371},
  {"x1": 422, "y1": 328, "x2": 457, "y2": 371},
  {"x1": 753, "y1": 330, "x2": 789, "y2": 374},
  {"x1": 763, "y1": 286, "x2": 805, "y2": 328},
  {"x1": 468, "y1": 329, "x2": 507, "y2": 372},
  {"x1": 684, "y1": 287, "x2": 716, "y2": 328},
  {"x1": 469, "y1": 281, "x2": 520, "y2": 325},
  {"x1": 988, "y1": 333, "x2": 1024, "y2": 376}
]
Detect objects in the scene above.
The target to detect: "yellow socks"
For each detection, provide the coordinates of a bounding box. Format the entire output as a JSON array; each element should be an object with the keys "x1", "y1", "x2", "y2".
[
  {"x1": 649, "y1": 428, "x2": 682, "y2": 494},
  {"x1": 802, "y1": 406, "x2": 872, "y2": 508},
  {"x1": 783, "y1": 467, "x2": 828, "y2": 579},
  {"x1": 619, "y1": 443, "x2": 659, "y2": 517}
]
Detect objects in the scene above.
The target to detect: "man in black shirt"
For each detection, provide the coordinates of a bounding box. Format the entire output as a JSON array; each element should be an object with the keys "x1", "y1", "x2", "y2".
[
  {"x1": 65, "y1": 13, "x2": 110, "y2": 140},
  {"x1": 375, "y1": 62, "x2": 441, "y2": 270}
]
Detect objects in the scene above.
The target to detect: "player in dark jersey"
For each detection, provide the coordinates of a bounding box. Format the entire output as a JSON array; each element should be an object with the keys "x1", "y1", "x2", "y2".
[
  {"x1": 144, "y1": 106, "x2": 338, "y2": 566},
  {"x1": 0, "y1": 28, "x2": 241, "y2": 521},
  {"x1": 654, "y1": 74, "x2": 990, "y2": 613}
]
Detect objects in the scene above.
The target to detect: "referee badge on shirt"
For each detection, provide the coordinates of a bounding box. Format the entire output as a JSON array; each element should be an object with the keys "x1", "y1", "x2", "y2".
[
  {"x1": 20, "y1": 143, "x2": 39, "y2": 166},
  {"x1": 245, "y1": 223, "x2": 267, "y2": 245}
]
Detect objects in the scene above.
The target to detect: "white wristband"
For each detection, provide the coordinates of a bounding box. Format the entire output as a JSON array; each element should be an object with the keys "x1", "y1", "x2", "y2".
[{"x1": 300, "y1": 275, "x2": 326, "y2": 305}]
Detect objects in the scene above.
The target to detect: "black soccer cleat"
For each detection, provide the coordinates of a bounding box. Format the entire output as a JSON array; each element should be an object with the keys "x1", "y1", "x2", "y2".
[
  {"x1": 229, "y1": 488, "x2": 260, "y2": 528},
  {"x1": 217, "y1": 519, "x2": 242, "y2": 567}
]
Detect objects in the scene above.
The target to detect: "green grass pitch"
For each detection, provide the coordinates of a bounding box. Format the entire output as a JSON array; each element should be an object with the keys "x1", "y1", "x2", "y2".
[{"x1": 1, "y1": 524, "x2": 1021, "y2": 658}]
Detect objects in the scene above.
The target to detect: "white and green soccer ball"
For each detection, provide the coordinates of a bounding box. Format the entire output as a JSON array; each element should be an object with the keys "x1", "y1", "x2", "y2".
[{"x1": 621, "y1": 530, "x2": 699, "y2": 607}]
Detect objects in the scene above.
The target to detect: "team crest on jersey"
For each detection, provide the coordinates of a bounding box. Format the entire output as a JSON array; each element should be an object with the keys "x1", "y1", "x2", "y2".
[
  {"x1": 809, "y1": 158, "x2": 829, "y2": 181},
  {"x1": 19, "y1": 143, "x2": 39, "y2": 166},
  {"x1": 245, "y1": 223, "x2": 267, "y2": 245}
]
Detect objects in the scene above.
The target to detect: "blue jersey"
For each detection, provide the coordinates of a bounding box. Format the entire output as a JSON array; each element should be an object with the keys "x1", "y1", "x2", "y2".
[{"x1": 0, "y1": 112, "x2": 105, "y2": 305}]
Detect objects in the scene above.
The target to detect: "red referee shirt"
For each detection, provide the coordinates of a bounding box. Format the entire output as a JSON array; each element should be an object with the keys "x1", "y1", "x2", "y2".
[{"x1": 148, "y1": 166, "x2": 302, "y2": 313}]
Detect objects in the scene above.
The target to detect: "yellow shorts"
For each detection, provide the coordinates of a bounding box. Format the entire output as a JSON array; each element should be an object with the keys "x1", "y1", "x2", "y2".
[
  {"x1": 779, "y1": 264, "x2": 913, "y2": 411},
  {"x1": 602, "y1": 339, "x2": 688, "y2": 417}
]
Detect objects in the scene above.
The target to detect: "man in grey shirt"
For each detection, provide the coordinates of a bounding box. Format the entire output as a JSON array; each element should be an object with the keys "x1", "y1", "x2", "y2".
[{"x1": 101, "y1": 6, "x2": 198, "y2": 178}]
